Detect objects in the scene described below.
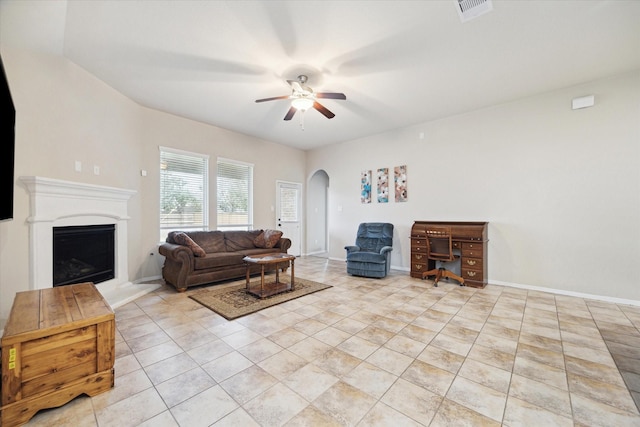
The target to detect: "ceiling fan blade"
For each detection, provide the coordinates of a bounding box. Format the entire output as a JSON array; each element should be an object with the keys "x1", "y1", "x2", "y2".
[
  {"x1": 255, "y1": 95, "x2": 290, "y2": 103},
  {"x1": 313, "y1": 102, "x2": 335, "y2": 119},
  {"x1": 283, "y1": 106, "x2": 297, "y2": 121},
  {"x1": 316, "y1": 92, "x2": 347, "y2": 100}
]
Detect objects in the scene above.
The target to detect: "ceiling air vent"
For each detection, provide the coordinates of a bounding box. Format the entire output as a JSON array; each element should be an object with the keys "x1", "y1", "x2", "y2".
[{"x1": 455, "y1": 0, "x2": 493, "y2": 23}]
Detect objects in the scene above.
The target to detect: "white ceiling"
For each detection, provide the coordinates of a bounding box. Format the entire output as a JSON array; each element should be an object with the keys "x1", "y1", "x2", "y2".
[{"x1": 55, "y1": 1, "x2": 640, "y2": 150}]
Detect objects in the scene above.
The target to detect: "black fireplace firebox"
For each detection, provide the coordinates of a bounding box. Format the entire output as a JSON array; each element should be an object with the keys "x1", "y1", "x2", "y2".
[{"x1": 53, "y1": 224, "x2": 115, "y2": 287}]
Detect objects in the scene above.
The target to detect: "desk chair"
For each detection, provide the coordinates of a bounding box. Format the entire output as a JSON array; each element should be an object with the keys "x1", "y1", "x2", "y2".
[{"x1": 421, "y1": 227, "x2": 465, "y2": 287}]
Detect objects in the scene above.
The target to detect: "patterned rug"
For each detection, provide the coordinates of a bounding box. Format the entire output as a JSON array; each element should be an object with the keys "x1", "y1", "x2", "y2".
[{"x1": 189, "y1": 277, "x2": 332, "y2": 320}]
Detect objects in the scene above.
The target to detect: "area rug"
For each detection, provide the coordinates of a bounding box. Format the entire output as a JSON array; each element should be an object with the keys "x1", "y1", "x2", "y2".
[{"x1": 189, "y1": 277, "x2": 332, "y2": 320}]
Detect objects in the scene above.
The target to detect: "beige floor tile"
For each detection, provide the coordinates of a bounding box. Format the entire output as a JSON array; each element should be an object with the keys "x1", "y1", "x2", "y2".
[
  {"x1": 156, "y1": 366, "x2": 217, "y2": 407},
  {"x1": 137, "y1": 410, "x2": 179, "y2": 427},
  {"x1": 170, "y1": 385, "x2": 238, "y2": 427},
  {"x1": 212, "y1": 407, "x2": 260, "y2": 427},
  {"x1": 430, "y1": 398, "x2": 501, "y2": 427},
  {"x1": 283, "y1": 404, "x2": 343, "y2": 426},
  {"x1": 401, "y1": 359, "x2": 455, "y2": 396},
  {"x1": 312, "y1": 325, "x2": 351, "y2": 346},
  {"x1": 312, "y1": 348, "x2": 362, "y2": 377},
  {"x1": 564, "y1": 354, "x2": 627, "y2": 387},
  {"x1": 503, "y1": 396, "x2": 573, "y2": 427},
  {"x1": 380, "y1": 378, "x2": 442, "y2": 425},
  {"x1": 91, "y1": 368, "x2": 153, "y2": 411},
  {"x1": 366, "y1": 346, "x2": 414, "y2": 376},
  {"x1": 431, "y1": 331, "x2": 474, "y2": 356},
  {"x1": 358, "y1": 401, "x2": 424, "y2": 426},
  {"x1": 384, "y1": 334, "x2": 427, "y2": 357},
  {"x1": 202, "y1": 350, "x2": 254, "y2": 382},
  {"x1": 267, "y1": 326, "x2": 308, "y2": 348},
  {"x1": 243, "y1": 382, "x2": 309, "y2": 426},
  {"x1": 516, "y1": 342, "x2": 564, "y2": 369},
  {"x1": 312, "y1": 381, "x2": 377, "y2": 425},
  {"x1": 457, "y1": 358, "x2": 511, "y2": 394},
  {"x1": 513, "y1": 355, "x2": 568, "y2": 390},
  {"x1": 288, "y1": 336, "x2": 333, "y2": 361},
  {"x1": 571, "y1": 393, "x2": 640, "y2": 426},
  {"x1": 508, "y1": 374, "x2": 572, "y2": 417},
  {"x1": 237, "y1": 337, "x2": 284, "y2": 363},
  {"x1": 282, "y1": 363, "x2": 339, "y2": 401},
  {"x1": 186, "y1": 338, "x2": 234, "y2": 365},
  {"x1": 417, "y1": 344, "x2": 466, "y2": 373},
  {"x1": 219, "y1": 365, "x2": 278, "y2": 404},
  {"x1": 134, "y1": 340, "x2": 185, "y2": 367},
  {"x1": 342, "y1": 361, "x2": 398, "y2": 399},
  {"x1": 337, "y1": 335, "x2": 380, "y2": 359},
  {"x1": 446, "y1": 376, "x2": 507, "y2": 422},
  {"x1": 258, "y1": 349, "x2": 309, "y2": 380},
  {"x1": 143, "y1": 352, "x2": 199, "y2": 385},
  {"x1": 95, "y1": 387, "x2": 168, "y2": 427},
  {"x1": 467, "y1": 343, "x2": 515, "y2": 371},
  {"x1": 568, "y1": 371, "x2": 638, "y2": 413}
]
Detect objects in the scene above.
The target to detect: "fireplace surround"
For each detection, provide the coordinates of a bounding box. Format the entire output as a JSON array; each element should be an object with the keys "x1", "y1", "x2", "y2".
[{"x1": 20, "y1": 176, "x2": 160, "y2": 307}]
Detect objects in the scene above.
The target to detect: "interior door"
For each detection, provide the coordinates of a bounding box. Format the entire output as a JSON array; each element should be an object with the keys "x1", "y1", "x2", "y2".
[{"x1": 276, "y1": 181, "x2": 301, "y2": 256}]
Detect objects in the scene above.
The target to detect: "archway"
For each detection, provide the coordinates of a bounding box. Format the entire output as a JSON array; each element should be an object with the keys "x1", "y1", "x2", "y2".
[{"x1": 307, "y1": 169, "x2": 329, "y2": 257}]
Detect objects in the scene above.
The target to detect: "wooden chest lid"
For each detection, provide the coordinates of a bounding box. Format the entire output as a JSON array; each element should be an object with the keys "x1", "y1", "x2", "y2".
[{"x1": 2, "y1": 282, "x2": 114, "y2": 344}]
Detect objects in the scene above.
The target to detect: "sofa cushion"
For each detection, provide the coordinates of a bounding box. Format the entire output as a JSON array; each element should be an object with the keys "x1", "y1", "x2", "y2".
[
  {"x1": 172, "y1": 232, "x2": 206, "y2": 257},
  {"x1": 194, "y1": 252, "x2": 246, "y2": 270},
  {"x1": 254, "y1": 229, "x2": 283, "y2": 249},
  {"x1": 185, "y1": 231, "x2": 226, "y2": 253},
  {"x1": 224, "y1": 230, "x2": 262, "y2": 251}
]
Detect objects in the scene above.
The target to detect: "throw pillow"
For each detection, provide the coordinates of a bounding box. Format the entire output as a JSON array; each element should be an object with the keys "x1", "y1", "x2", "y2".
[
  {"x1": 254, "y1": 229, "x2": 283, "y2": 249},
  {"x1": 173, "y1": 232, "x2": 207, "y2": 257}
]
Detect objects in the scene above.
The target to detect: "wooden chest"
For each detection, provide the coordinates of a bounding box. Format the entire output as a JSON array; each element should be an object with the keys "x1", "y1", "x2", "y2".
[{"x1": 1, "y1": 283, "x2": 115, "y2": 427}]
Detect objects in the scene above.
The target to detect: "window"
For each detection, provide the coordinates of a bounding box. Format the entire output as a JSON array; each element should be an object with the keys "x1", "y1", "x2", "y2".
[
  {"x1": 217, "y1": 158, "x2": 253, "y2": 230},
  {"x1": 159, "y1": 147, "x2": 208, "y2": 241}
]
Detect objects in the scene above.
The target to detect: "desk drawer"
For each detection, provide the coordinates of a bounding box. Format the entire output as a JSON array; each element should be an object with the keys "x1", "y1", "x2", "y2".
[
  {"x1": 412, "y1": 253, "x2": 427, "y2": 263},
  {"x1": 411, "y1": 262, "x2": 427, "y2": 274},
  {"x1": 462, "y1": 257, "x2": 482, "y2": 269},
  {"x1": 462, "y1": 247, "x2": 483, "y2": 258},
  {"x1": 411, "y1": 238, "x2": 427, "y2": 248},
  {"x1": 461, "y1": 267, "x2": 484, "y2": 281}
]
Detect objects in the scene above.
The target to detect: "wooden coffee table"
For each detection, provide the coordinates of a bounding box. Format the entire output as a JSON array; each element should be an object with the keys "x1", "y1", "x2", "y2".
[{"x1": 243, "y1": 253, "x2": 295, "y2": 298}]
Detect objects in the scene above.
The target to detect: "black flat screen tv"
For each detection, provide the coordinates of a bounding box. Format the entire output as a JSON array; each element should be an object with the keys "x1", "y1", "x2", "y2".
[{"x1": 0, "y1": 54, "x2": 16, "y2": 221}]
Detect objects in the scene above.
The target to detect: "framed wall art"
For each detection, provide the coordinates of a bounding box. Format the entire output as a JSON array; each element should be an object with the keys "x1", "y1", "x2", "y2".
[
  {"x1": 377, "y1": 168, "x2": 389, "y2": 203},
  {"x1": 361, "y1": 170, "x2": 371, "y2": 203},
  {"x1": 394, "y1": 165, "x2": 408, "y2": 202}
]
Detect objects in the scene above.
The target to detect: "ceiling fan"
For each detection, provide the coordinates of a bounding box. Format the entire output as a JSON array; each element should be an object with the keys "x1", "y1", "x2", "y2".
[{"x1": 255, "y1": 75, "x2": 346, "y2": 121}]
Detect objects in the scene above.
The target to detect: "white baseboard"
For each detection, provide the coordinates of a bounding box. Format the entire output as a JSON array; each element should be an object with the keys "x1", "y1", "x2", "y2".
[{"x1": 490, "y1": 279, "x2": 640, "y2": 307}]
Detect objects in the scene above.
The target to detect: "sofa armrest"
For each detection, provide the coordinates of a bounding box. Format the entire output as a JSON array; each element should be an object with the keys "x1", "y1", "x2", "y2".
[
  {"x1": 276, "y1": 237, "x2": 292, "y2": 253},
  {"x1": 158, "y1": 242, "x2": 194, "y2": 261}
]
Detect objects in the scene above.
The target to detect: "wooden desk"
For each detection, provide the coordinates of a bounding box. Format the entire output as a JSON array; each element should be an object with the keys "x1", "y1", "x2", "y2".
[
  {"x1": 1, "y1": 283, "x2": 115, "y2": 426},
  {"x1": 411, "y1": 221, "x2": 488, "y2": 288}
]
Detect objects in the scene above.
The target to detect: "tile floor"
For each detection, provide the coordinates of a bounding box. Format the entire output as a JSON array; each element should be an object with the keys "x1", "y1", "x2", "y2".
[{"x1": 26, "y1": 257, "x2": 640, "y2": 426}]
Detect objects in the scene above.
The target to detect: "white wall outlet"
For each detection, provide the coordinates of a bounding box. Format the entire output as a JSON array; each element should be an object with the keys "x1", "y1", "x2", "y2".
[
  {"x1": 75, "y1": 161, "x2": 82, "y2": 172},
  {"x1": 93, "y1": 165, "x2": 100, "y2": 175},
  {"x1": 141, "y1": 169, "x2": 147, "y2": 177}
]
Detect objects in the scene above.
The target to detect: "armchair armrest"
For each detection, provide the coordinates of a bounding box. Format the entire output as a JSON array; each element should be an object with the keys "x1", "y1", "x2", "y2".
[
  {"x1": 345, "y1": 245, "x2": 360, "y2": 254},
  {"x1": 380, "y1": 246, "x2": 393, "y2": 255}
]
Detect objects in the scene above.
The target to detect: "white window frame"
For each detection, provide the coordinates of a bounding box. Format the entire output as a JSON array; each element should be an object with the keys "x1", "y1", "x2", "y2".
[
  {"x1": 216, "y1": 157, "x2": 253, "y2": 231},
  {"x1": 159, "y1": 146, "x2": 209, "y2": 241}
]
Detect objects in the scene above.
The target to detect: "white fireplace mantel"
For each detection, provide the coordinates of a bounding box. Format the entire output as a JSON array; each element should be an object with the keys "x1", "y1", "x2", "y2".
[{"x1": 19, "y1": 176, "x2": 158, "y2": 307}]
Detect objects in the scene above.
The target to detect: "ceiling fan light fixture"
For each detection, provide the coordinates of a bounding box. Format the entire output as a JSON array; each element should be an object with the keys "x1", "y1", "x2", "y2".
[{"x1": 291, "y1": 97, "x2": 314, "y2": 111}]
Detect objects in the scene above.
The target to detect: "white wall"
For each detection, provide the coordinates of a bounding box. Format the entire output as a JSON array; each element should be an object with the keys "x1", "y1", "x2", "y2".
[
  {"x1": 308, "y1": 71, "x2": 640, "y2": 302},
  {"x1": 0, "y1": 2, "x2": 306, "y2": 329}
]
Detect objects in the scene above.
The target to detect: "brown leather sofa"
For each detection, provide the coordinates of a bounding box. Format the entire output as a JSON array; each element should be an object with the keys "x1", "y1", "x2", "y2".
[{"x1": 158, "y1": 229, "x2": 291, "y2": 292}]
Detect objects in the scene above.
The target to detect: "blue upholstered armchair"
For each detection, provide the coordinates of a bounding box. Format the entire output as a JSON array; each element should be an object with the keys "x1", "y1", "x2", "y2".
[{"x1": 345, "y1": 223, "x2": 394, "y2": 278}]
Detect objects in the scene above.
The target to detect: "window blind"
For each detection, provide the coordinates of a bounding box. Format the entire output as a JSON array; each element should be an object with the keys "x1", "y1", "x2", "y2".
[
  {"x1": 159, "y1": 147, "x2": 208, "y2": 239},
  {"x1": 217, "y1": 158, "x2": 253, "y2": 230}
]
